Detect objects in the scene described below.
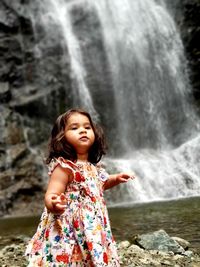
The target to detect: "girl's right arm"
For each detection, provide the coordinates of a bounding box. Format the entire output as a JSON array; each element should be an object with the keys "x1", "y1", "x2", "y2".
[
  {"x1": 103, "y1": 173, "x2": 134, "y2": 190},
  {"x1": 44, "y1": 165, "x2": 71, "y2": 214}
]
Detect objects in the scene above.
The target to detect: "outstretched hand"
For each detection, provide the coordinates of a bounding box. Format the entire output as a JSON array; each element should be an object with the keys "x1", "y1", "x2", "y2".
[
  {"x1": 49, "y1": 193, "x2": 67, "y2": 214},
  {"x1": 104, "y1": 172, "x2": 135, "y2": 190},
  {"x1": 115, "y1": 173, "x2": 135, "y2": 184}
]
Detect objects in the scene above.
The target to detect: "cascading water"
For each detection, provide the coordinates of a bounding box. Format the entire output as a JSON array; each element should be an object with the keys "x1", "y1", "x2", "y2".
[
  {"x1": 31, "y1": 0, "x2": 98, "y2": 119},
  {"x1": 34, "y1": 0, "x2": 200, "y2": 205},
  {"x1": 93, "y1": 0, "x2": 197, "y2": 152},
  {"x1": 90, "y1": 0, "x2": 200, "y2": 204}
]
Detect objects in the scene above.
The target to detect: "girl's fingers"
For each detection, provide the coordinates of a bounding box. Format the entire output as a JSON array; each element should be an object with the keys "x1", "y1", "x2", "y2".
[
  {"x1": 121, "y1": 173, "x2": 135, "y2": 179},
  {"x1": 120, "y1": 178, "x2": 128, "y2": 183},
  {"x1": 52, "y1": 202, "x2": 67, "y2": 213},
  {"x1": 51, "y1": 194, "x2": 58, "y2": 200},
  {"x1": 55, "y1": 203, "x2": 67, "y2": 209},
  {"x1": 60, "y1": 193, "x2": 67, "y2": 202},
  {"x1": 51, "y1": 197, "x2": 61, "y2": 207},
  {"x1": 51, "y1": 193, "x2": 67, "y2": 203},
  {"x1": 51, "y1": 194, "x2": 67, "y2": 209},
  {"x1": 51, "y1": 198, "x2": 58, "y2": 204},
  {"x1": 117, "y1": 173, "x2": 135, "y2": 183}
]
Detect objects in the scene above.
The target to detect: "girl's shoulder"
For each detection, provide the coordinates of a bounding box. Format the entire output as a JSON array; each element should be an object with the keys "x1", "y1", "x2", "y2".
[
  {"x1": 47, "y1": 157, "x2": 78, "y2": 176},
  {"x1": 95, "y1": 161, "x2": 107, "y2": 170},
  {"x1": 95, "y1": 161, "x2": 109, "y2": 182}
]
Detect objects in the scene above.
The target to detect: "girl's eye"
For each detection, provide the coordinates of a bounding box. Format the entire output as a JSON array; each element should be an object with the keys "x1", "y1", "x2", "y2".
[
  {"x1": 85, "y1": 126, "x2": 91, "y2": 129},
  {"x1": 71, "y1": 127, "x2": 77, "y2": 130}
]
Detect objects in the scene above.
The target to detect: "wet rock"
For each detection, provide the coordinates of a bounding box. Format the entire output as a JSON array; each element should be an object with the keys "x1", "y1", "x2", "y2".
[
  {"x1": 134, "y1": 229, "x2": 185, "y2": 254},
  {"x1": 4, "y1": 111, "x2": 25, "y2": 145},
  {"x1": 7, "y1": 144, "x2": 29, "y2": 167},
  {"x1": 0, "y1": 243, "x2": 27, "y2": 267},
  {"x1": 0, "y1": 1, "x2": 19, "y2": 31},
  {"x1": 0, "y1": 83, "x2": 11, "y2": 103},
  {"x1": 172, "y1": 236, "x2": 191, "y2": 250},
  {"x1": 118, "y1": 230, "x2": 200, "y2": 267}
]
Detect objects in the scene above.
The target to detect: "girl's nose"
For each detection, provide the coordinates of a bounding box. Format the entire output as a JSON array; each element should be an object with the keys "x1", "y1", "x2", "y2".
[{"x1": 79, "y1": 127, "x2": 87, "y2": 134}]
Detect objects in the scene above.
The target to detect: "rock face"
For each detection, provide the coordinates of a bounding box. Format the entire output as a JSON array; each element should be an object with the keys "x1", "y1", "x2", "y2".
[
  {"x1": 181, "y1": 0, "x2": 200, "y2": 100},
  {"x1": 0, "y1": 0, "x2": 71, "y2": 216},
  {"x1": 0, "y1": 0, "x2": 200, "y2": 216},
  {"x1": 164, "y1": 0, "x2": 200, "y2": 100}
]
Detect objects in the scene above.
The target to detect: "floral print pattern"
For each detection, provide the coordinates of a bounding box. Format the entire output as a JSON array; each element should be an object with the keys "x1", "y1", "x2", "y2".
[{"x1": 26, "y1": 157, "x2": 120, "y2": 266}]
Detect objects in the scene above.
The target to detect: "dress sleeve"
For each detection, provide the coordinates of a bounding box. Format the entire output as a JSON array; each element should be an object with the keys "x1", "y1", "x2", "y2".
[
  {"x1": 96, "y1": 164, "x2": 109, "y2": 182},
  {"x1": 47, "y1": 157, "x2": 77, "y2": 176}
]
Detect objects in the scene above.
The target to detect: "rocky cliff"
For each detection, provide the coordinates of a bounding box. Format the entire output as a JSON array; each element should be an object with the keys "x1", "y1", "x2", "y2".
[{"x1": 181, "y1": 0, "x2": 200, "y2": 101}]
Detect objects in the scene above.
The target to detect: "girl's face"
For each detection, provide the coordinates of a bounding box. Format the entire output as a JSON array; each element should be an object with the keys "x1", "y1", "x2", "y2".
[{"x1": 64, "y1": 112, "x2": 95, "y2": 158}]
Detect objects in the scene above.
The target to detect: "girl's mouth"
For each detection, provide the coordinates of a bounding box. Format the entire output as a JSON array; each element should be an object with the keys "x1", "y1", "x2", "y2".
[{"x1": 79, "y1": 136, "x2": 89, "y2": 141}]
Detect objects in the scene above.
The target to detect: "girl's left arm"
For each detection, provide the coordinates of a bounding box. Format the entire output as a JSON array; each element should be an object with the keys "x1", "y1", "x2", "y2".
[
  {"x1": 45, "y1": 165, "x2": 71, "y2": 213},
  {"x1": 103, "y1": 173, "x2": 134, "y2": 190}
]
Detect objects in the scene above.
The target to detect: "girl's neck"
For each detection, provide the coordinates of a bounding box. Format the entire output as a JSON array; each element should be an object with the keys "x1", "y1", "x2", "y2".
[
  {"x1": 77, "y1": 153, "x2": 88, "y2": 163},
  {"x1": 76, "y1": 159, "x2": 89, "y2": 164}
]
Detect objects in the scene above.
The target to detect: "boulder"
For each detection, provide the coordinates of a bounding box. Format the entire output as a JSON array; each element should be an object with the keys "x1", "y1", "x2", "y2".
[{"x1": 134, "y1": 229, "x2": 185, "y2": 254}]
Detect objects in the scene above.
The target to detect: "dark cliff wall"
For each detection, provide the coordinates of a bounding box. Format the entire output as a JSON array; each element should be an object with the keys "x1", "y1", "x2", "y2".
[
  {"x1": 181, "y1": 0, "x2": 200, "y2": 101},
  {"x1": 165, "y1": 0, "x2": 200, "y2": 101},
  {"x1": 0, "y1": 0, "x2": 199, "y2": 216}
]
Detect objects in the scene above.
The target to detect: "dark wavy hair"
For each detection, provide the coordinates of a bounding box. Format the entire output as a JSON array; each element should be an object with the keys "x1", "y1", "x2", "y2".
[{"x1": 45, "y1": 108, "x2": 107, "y2": 164}]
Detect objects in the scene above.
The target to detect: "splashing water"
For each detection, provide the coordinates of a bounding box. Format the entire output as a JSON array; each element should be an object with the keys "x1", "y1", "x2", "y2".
[{"x1": 104, "y1": 135, "x2": 200, "y2": 205}]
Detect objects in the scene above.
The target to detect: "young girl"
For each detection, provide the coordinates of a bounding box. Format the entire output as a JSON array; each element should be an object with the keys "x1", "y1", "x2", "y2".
[{"x1": 26, "y1": 108, "x2": 134, "y2": 266}]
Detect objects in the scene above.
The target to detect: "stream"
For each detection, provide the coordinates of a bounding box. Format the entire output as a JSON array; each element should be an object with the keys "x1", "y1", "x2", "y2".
[{"x1": 0, "y1": 196, "x2": 199, "y2": 252}]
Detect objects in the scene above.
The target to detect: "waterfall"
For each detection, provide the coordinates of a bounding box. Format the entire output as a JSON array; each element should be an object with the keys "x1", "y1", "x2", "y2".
[
  {"x1": 32, "y1": 0, "x2": 98, "y2": 120},
  {"x1": 35, "y1": 0, "x2": 200, "y2": 204},
  {"x1": 93, "y1": 0, "x2": 198, "y2": 152}
]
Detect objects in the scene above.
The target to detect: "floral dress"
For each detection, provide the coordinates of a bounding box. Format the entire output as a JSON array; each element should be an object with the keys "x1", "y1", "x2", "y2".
[{"x1": 25, "y1": 157, "x2": 120, "y2": 266}]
